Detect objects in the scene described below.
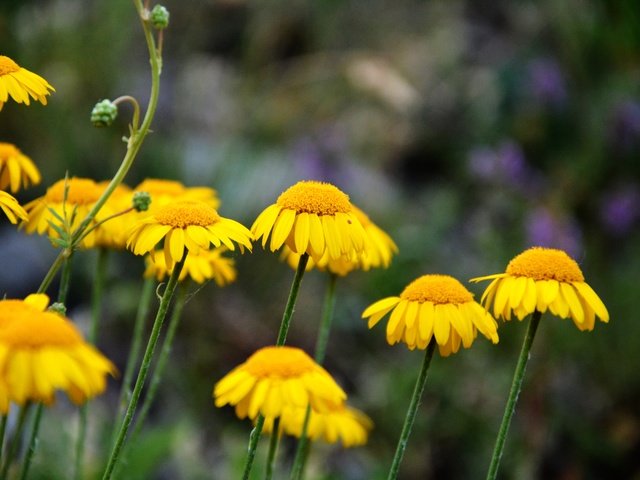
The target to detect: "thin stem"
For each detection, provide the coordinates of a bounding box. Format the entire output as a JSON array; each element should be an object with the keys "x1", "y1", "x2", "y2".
[
  {"x1": 19, "y1": 404, "x2": 43, "y2": 480},
  {"x1": 265, "y1": 418, "x2": 280, "y2": 480},
  {"x1": 486, "y1": 310, "x2": 542, "y2": 480},
  {"x1": 1, "y1": 404, "x2": 31, "y2": 479},
  {"x1": 387, "y1": 341, "x2": 436, "y2": 480},
  {"x1": 0, "y1": 416, "x2": 6, "y2": 460},
  {"x1": 290, "y1": 273, "x2": 338, "y2": 480},
  {"x1": 275, "y1": 254, "x2": 309, "y2": 346},
  {"x1": 241, "y1": 415, "x2": 265, "y2": 480},
  {"x1": 57, "y1": 251, "x2": 74, "y2": 305},
  {"x1": 112, "y1": 276, "x2": 155, "y2": 444},
  {"x1": 101, "y1": 255, "x2": 186, "y2": 480},
  {"x1": 112, "y1": 96, "x2": 141, "y2": 131},
  {"x1": 74, "y1": 248, "x2": 109, "y2": 480}
]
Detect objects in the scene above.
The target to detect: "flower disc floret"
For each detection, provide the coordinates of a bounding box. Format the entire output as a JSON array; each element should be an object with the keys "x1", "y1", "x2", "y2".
[
  {"x1": 213, "y1": 346, "x2": 346, "y2": 420},
  {"x1": 0, "y1": 55, "x2": 55, "y2": 110},
  {"x1": 471, "y1": 247, "x2": 609, "y2": 331},
  {"x1": 362, "y1": 274, "x2": 499, "y2": 356},
  {"x1": 252, "y1": 180, "x2": 367, "y2": 262},
  {"x1": 127, "y1": 200, "x2": 252, "y2": 269},
  {"x1": 0, "y1": 142, "x2": 41, "y2": 193}
]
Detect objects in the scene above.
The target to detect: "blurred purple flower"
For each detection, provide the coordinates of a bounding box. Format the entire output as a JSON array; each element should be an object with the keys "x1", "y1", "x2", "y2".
[
  {"x1": 467, "y1": 140, "x2": 530, "y2": 186},
  {"x1": 290, "y1": 126, "x2": 349, "y2": 184},
  {"x1": 528, "y1": 58, "x2": 567, "y2": 109},
  {"x1": 599, "y1": 184, "x2": 640, "y2": 236},
  {"x1": 525, "y1": 206, "x2": 583, "y2": 259},
  {"x1": 610, "y1": 101, "x2": 640, "y2": 153}
]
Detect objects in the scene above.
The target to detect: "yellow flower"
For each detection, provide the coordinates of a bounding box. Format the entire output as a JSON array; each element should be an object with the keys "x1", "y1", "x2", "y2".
[
  {"x1": 0, "y1": 295, "x2": 115, "y2": 411},
  {"x1": 92, "y1": 182, "x2": 137, "y2": 249},
  {"x1": 127, "y1": 200, "x2": 252, "y2": 269},
  {"x1": 362, "y1": 274, "x2": 499, "y2": 356},
  {"x1": 251, "y1": 180, "x2": 367, "y2": 262},
  {"x1": 263, "y1": 404, "x2": 373, "y2": 447},
  {"x1": 0, "y1": 190, "x2": 27, "y2": 224},
  {"x1": 0, "y1": 142, "x2": 41, "y2": 193},
  {"x1": 144, "y1": 247, "x2": 237, "y2": 286},
  {"x1": 22, "y1": 177, "x2": 121, "y2": 248},
  {"x1": 281, "y1": 204, "x2": 398, "y2": 276},
  {"x1": 471, "y1": 247, "x2": 609, "y2": 331},
  {"x1": 0, "y1": 55, "x2": 55, "y2": 110},
  {"x1": 133, "y1": 178, "x2": 220, "y2": 211},
  {"x1": 213, "y1": 346, "x2": 346, "y2": 420}
]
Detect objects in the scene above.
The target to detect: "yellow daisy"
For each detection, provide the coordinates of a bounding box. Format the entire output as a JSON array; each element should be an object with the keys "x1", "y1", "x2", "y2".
[
  {"x1": 93, "y1": 182, "x2": 136, "y2": 249},
  {"x1": 127, "y1": 200, "x2": 252, "y2": 269},
  {"x1": 144, "y1": 247, "x2": 237, "y2": 286},
  {"x1": 0, "y1": 190, "x2": 27, "y2": 224},
  {"x1": 362, "y1": 274, "x2": 499, "y2": 356},
  {"x1": 0, "y1": 295, "x2": 115, "y2": 411},
  {"x1": 133, "y1": 178, "x2": 220, "y2": 211},
  {"x1": 251, "y1": 180, "x2": 367, "y2": 262},
  {"x1": 263, "y1": 404, "x2": 373, "y2": 447},
  {"x1": 0, "y1": 55, "x2": 55, "y2": 110},
  {"x1": 213, "y1": 346, "x2": 347, "y2": 420},
  {"x1": 22, "y1": 177, "x2": 120, "y2": 248},
  {"x1": 471, "y1": 246, "x2": 609, "y2": 331},
  {"x1": 0, "y1": 142, "x2": 41, "y2": 193}
]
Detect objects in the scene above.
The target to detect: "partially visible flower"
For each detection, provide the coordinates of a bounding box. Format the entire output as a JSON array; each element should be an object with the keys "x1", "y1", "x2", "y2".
[
  {"x1": 0, "y1": 190, "x2": 27, "y2": 224},
  {"x1": 0, "y1": 55, "x2": 55, "y2": 110},
  {"x1": 0, "y1": 142, "x2": 41, "y2": 193},
  {"x1": 213, "y1": 346, "x2": 346, "y2": 420},
  {"x1": 0, "y1": 295, "x2": 115, "y2": 411},
  {"x1": 93, "y1": 182, "x2": 136, "y2": 249},
  {"x1": 599, "y1": 183, "x2": 640, "y2": 236},
  {"x1": 22, "y1": 177, "x2": 120, "y2": 248},
  {"x1": 263, "y1": 404, "x2": 373, "y2": 447},
  {"x1": 467, "y1": 140, "x2": 530, "y2": 187},
  {"x1": 127, "y1": 200, "x2": 252, "y2": 270},
  {"x1": 525, "y1": 206, "x2": 583, "y2": 259},
  {"x1": 133, "y1": 178, "x2": 220, "y2": 212},
  {"x1": 610, "y1": 100, "x2": 640, "y2": 153},
  {"x1": 471, "y1": 247, "x2": 609, "y2": 331},
  {"x1": 144, "y1": 247, "x2": 236, "y2": 286},
  {"x1": 527, "y1": 58, "x2": 567, "y2": 108},
  {"x1": 362, "y1": 274, "x2": 498, "y2": 356},
  {"x1": 251, "y1": 180, "x2": 367, "y2": 262}
]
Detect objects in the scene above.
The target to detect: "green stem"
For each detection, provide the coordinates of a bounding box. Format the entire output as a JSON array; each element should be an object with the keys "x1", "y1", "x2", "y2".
[
  {"x1": 275, "y1": 254, "x2": 309, "y2": 346},
  {"x1": 485, "y1": 310, "x2": 542, "y2": 480},
  {"x1": 0, "y1": 415, "x2": 6, "y2": 460},
  {"x1": 101, "y1": 255, "x2": 186, "y2": 480},
  {"x1": 0, "y1": 404, "x2": 31, "y2": 479},
  {"x1": 387, "y1": 341, "x2": 436, "y2": 480},
  {"x1": 19, "y1": 404, "x2": 43, "y2": 480},
  {"x1": 112, "y1": 276, "x2": 155, "y2": 445},
  {"x1": 57, "y1": 251, "x2": 74, "y2": 305},
  {"x1": 265, "y1": 418, "x2": 280, "y2": 480},
  {"x1": 241, "y1": 415, "x2": 265, "y2": 480},
  {"x1": 290, "y1": 273, "x2": 338, "y2": 480},
  {"x1": 74, "y1": 248, "x2": 109, "y2": 480}
]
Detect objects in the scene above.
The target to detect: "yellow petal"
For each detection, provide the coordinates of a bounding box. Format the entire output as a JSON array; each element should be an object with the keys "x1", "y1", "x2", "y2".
[{"x1": 572, "y1": 282, "x2": 609, "y2": 322}]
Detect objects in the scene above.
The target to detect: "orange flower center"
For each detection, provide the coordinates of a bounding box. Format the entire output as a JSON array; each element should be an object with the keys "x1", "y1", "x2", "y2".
[
  {"x1": 154, "y1": 201, "x2": 220, "y2": 228},
  {"x1": 0, "y1": 142, "x2": 20, "y2": 159},
  {"x1": 400, "y1": 274, "x2": 474, "y2": 304},
  {"x1": 46, "y1": 178, "x2": 103, "y2": 204},
  {"x1": 506, "y1": 247, "x2": 584, "y2": 282},
  {"x1": 134, "y1": 179, "x2": 186, "y2": 197},
  {"x1": 243, "y1": 346, "x2": 316, "y2": 378},
  {"x1": 0, "y1": 312, "x2": 82, "y2": 347},
  {"x1": 0, "y1": 56, "x2": 20, "y2": 76},
  {"x1": 277, "y1": 181, "x2": 351, "y2": 215}
]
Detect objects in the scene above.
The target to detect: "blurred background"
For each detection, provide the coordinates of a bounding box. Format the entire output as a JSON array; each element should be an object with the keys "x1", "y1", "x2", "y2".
[{"x1": 1, "y1": 0, "x2": 639, "y2": 478}]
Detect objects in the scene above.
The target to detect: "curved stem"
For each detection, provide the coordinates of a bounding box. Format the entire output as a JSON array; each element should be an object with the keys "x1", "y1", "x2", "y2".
[
  {"x1": 265, "y1": 418, "x2": 280, "y2": 480},
  {"x1": 19, "y1": 404, "x2": 43, "y2": 480},
  {"x1": 275, "y1": 254, "x2": 309, "y2": 346},
  {"x1": 387, "y1": 341, "x2": 436, "y2": 480},
  {"x1": 101, "y1": 255, "x2": 186, "y2": 480},
  {"x1": 485, "y1": 310, "x2": 542, "y2": 480}
]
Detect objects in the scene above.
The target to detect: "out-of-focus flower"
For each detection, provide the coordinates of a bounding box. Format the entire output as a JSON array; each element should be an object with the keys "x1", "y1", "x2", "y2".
[
  {"x1": 0, "y1": 190, "x2": 28, "y2": 224},
  {"x1": 133, "y1": 178, "x2": 220, "y2": 211},
  {"x1": 599, "y1": 184, "x2": 640, "y2": 236},
  {"x1": 525, "y1": 206, "x2": 582, "y2": 259},
  {"x1": 362, "y1": 274, "x2": 498, "y2": 356},
  {"x1": 467, "y1": 140, "x2": 531, "y2": 187},
  {"x1": 144, "y1": 247, "x2": 236, "y2": 285},
  {"x1": 0, "y1": 55, "x2": 54, "y2": 110},
  {"x1": 527, "y1": 58, "x2": 567, "y2": 108},
  {"x1": 471, "y1": 247, "x2": 609, "y2": 331},
  {"x1": 0, "y1": 142, "x2": 41, "y2": 193},
  {"x1": 610, "y1": 100, "x2": 640, "y2": 153}
]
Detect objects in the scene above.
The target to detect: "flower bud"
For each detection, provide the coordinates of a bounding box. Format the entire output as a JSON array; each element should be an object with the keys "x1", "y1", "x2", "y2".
[
  {"x1": 48, "y1": 302, "x2": 67, "y2": 315},
  {"x1": 150, "y1": 5, "x2": 170, "y2": 30},
  {"x1": 133, "y1": 191, "x2": 152, "y2": 212},
  {"x1": 91, "y1": 99, "x2": 118, "y2": 127}
]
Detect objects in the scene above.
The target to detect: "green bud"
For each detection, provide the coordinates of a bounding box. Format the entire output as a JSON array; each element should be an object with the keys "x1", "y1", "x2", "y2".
[
  {"x1": 150, "y1": 5, "x2": 170, "y2": 29},
  {"x1": 48, "y1": 302, "x2": 67, "y2": 315},
  {"x1": 91, "y1": 99, "x2": 118, "y2": 127},
  {"x1": 133, "y1": 191, "x2": 152, "y2": 212}
]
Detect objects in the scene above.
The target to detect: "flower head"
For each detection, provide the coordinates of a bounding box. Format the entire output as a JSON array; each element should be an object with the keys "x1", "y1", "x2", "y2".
[
  {"x1": 22, "y1": 177, "x2": 120, "y2": 248},
  {"x1": 363, "y1": 274, "x2": 499, "y2": 356},
  {"x1": 213, "y1": 346, "x2": 346, "y2": 420},
  {"x1": 471, "y1": 247, "x2": 609, "y2": 331},
  {"x1": 0, "y1": 190, "x2": 27, "y2": 224},
  {"x1": 0, "y1": 142, "x2": 41, "y2": 193},
  {"x1": 127, "y1": 200, "x2": 252, "y2": 269},
  {"x1": 263, "y1": 404, "x2": 373, "y2": 447},
  {"x1": 0, "y1": 295, "x2": 115, "y2": 411},
  {"x1": 0, "y1": 55, "x2": 55, "y2": 110},
  {"x1": 144, "y1": 247, "x2": 237, "y2": 286},
  {"x1": 251, "y1": 181, "x2": 367, "y2": 262}
]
